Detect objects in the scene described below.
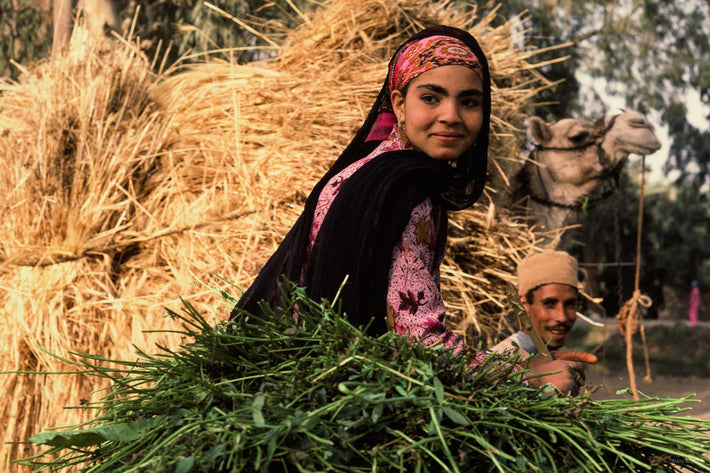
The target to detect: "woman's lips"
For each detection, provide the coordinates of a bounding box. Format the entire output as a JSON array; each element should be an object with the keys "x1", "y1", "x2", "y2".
[{"x1": 431, "y1": 132, "x2": 463, "y2": 142}]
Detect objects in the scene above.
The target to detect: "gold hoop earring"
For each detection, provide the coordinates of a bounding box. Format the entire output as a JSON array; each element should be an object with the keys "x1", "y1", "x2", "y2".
[{"x1": 397, "y1": 121, "x2": 410, "y2": 144}]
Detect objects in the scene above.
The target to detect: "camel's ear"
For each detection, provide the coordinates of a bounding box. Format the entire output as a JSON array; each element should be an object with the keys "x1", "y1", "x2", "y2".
[
  {"x1": 592, "y1": 116, "x2": 606, "y2": 133},
  {"x1": 527, "y1": 116, "x2": 551, "y2": 145}
]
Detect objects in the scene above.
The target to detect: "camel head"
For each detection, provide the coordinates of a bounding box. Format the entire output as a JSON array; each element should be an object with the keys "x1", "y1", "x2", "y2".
[
  {"x1": 598, "y1": 112, "x2": 662, "y2": 168},
  {"x1": 522, "y1": 111, "x2": 661, "y2": 246},
  {"x1": 526, "y1": 111, "x2": 661, "y2": 188}
]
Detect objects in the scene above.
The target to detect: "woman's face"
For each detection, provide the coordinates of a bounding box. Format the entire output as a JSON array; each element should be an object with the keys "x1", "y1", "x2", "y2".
[{"x1": 391, "y1": 65, "x2": 484, "y2": 161}]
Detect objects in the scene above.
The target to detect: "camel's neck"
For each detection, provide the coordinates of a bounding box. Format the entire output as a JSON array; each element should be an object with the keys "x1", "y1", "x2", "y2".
[
  {"x1": 528, "y1": 200, "x2": 579, "y2": 249},
  {"x1": 527, "y1": 157, "x2": 607, "y2": 207}
]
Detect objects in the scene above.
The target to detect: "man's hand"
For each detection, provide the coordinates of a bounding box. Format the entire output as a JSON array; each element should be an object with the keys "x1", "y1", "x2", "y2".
[
  {"x1": 552, "y1": 350, "x2": 598, "y2": 364},
  {"x1": 524, "y1": 351, "x2": 598, "y2": 395}
]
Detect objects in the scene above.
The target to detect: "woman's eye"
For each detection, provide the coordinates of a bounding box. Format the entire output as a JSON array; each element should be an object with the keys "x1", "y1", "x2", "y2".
[
  {"x1": 420, "y1": 94, "x2": 438, "y2": 104},
  {"x1": 462, "y1": 98, "x2": 481, "y2": 108}
]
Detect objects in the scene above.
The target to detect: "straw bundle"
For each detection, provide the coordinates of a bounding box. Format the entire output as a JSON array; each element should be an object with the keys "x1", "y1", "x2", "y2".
[
  {"x1": 1, "y1": 0, "x2": 553, "y2": 467},
  {"x1": 0, "y1": 28, "x2": 184, "y2": 468}
]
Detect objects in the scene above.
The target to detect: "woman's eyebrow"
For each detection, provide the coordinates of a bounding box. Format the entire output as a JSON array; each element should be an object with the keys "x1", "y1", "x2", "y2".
[{"x1": 414, "y1": 83, "x2": 483, "y2": 97}]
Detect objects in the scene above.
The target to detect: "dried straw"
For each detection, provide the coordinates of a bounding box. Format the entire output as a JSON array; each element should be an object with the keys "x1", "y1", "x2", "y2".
[
  {"x1": 0, "y1": 26, "x2": 185, "y2": 469},
  {"x1": 0, "y1": 0, "x2": 556, "y2": 468}
]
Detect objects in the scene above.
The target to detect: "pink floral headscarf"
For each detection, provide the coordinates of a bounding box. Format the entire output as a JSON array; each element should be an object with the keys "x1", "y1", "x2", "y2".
[
  {"x1": 367, "y1": 35, "x2": 483, "y2": 141},
  {"x1": 389, "y1": 35, "x2": 483, "y2": 92}
]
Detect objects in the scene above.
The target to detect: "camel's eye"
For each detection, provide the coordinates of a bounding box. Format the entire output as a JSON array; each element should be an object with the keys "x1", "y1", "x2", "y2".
[
  {"x1": 568, "y1": 130, "x2": 590, "y2": 144},
  {"x1": 629, "y1": 118, "x2": 650, "y2": 128}
]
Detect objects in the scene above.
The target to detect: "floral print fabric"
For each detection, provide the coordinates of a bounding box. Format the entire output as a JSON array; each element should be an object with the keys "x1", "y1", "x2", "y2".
[{"x1": 307, "y1": 129, "x2": 491, "y2": 369}]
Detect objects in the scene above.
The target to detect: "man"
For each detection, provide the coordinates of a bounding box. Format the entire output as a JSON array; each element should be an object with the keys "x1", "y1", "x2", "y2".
[{"x1": 492, "y1": 249, "x2": 579, "y2": 358}]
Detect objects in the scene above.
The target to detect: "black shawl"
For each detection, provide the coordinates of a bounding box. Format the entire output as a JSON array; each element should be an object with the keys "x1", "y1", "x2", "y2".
[{"x1": 231, "y1": 25, "x2": 491, "y2": 336}]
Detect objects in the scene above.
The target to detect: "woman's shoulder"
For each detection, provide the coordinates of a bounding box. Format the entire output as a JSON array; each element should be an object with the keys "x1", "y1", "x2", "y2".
[{"x1": 332, "y1": 132, "x2": 414, "y2": 182}]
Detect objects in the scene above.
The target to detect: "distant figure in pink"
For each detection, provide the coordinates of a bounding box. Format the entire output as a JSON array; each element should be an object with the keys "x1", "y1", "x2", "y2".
[{"x1": 689, "y1": 280, "x2": 700, "y2": 327}]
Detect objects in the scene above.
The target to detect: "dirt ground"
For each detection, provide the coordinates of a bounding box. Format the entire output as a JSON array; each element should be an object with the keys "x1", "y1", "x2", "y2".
[
  {"x1": 585, "y1": 365, "x2": 710, "y2": 420},
  {"x1": 584, "y1": 359, "x2": 710, "y2": 473},
  {"x1": 569, "y1": 319, "x2": 710, "y2": 420}
]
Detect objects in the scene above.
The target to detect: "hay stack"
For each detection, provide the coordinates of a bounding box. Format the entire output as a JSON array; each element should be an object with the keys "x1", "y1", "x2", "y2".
[
  {"x1": 0, "y1": 31, "x2": 181, "y2": 469},
  {"x1": 0, "y1": 0, "x2": 554, "y2": 467}
]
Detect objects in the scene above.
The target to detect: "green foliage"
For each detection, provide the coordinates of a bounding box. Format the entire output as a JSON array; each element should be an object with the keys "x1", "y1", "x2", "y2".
[
  {"x1": 646, "y1": 184, "x2": 710, "y2": 287},
  {"x1": 470, "y1": 0, "x2": 588, "y2": 120},
  {"x1": 474, "y1": 0, "x2": 709, "y2": 305},
  {"x1": 23, "y1": 283, "x2": 710, "y2": 472},
  {"x1": 115, "y1": 0, "x2": 314, "y2": 67},
  {"x1": 665, "y1": 111, "x2": 710, "y2": 187},
  {"x1": 475, "y1": 0, "x2": 710, "y2": 187},
  {"x1": 578, "y1": 166, "x2": 709, "y2": 316},
  {"x1": 0, "y1": 0, "x2": 52, "y2": 79},
  {"x1": 0, "y1": 0, "x2": 311, "y2": 78}
]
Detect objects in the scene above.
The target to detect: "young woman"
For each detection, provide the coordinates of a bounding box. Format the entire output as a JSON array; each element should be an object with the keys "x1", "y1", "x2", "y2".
[{"x1": 232, "y1": 25, "x2": 595, "y2": 393}]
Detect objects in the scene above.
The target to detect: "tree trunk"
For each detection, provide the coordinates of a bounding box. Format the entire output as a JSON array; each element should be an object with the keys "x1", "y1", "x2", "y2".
[{"x1": 52, "y1": 0, "x2": 75, "y2": 56}]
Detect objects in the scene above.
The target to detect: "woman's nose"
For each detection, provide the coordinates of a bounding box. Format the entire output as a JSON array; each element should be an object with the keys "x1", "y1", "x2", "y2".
[{"x1": 438, "y1": 100, "x2": 461, "y2": 123}]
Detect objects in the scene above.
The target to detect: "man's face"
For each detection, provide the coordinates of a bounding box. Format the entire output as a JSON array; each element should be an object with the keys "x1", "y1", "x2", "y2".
[{"x1": 522, "y1": 283, "x2": 578, "y2": 350}]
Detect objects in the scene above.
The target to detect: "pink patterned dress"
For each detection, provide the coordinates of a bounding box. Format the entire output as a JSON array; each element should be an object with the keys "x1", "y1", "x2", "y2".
[{"x1": 307, "y1": 129, "x2": 490, "y2": 368}]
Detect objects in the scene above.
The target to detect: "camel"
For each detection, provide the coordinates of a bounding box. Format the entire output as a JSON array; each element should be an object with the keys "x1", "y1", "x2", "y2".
[{"x1": 511, "y1": 111, "x2": 662, "y2": 247}]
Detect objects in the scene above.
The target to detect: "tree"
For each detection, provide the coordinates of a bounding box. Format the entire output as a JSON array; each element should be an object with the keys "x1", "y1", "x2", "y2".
[
  {"x1": 577, "y1": 169, "x2": 710, "y2": 318},
  {"x1": 473, "y1": 0, "x2": 710, "y2": 314},
  {"x1": 111, "y1": 0, "x2": 314, "y2": 67},
  {"x1": 51, "y1": 0, "x2": 72, "y2": 56},
  {"x1": 0, "y1": 0, "x2": 52, "y2": 79},
  {"x1": 477, "y1": 0, "x2": 710, "y2": 186},
  {"x1": 1, "y1": 0, "x2": 311, "y2": 80}
]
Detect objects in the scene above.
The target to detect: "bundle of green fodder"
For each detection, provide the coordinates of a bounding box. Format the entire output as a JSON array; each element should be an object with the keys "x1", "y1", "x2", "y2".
[
  {"x1": 25, "y1": 286, "x2": 710, "y2": 472},
  {"x1": 1, "y1": 0, "x2": 550, "y2": 467}
]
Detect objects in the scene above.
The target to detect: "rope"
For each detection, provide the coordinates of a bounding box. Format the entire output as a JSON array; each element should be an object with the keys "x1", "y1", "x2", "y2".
[
  {"x1": 529, "y1": 184, "x2": 616, "y2": 209},
  {"x1": 613, "y1": 155, "x2": 653, "y2": 400},
  {"x1": 613, "y1": 175, "x2": 623, "y2": 310}
]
